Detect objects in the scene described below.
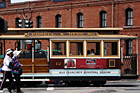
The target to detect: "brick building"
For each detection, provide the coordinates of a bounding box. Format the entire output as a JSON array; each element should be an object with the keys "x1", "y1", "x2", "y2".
[{"x1": 0, "y1": 0, "x2": 140, "y2": 78}]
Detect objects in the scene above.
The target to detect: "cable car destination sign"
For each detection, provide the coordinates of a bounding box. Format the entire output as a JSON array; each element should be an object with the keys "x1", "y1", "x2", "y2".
[{"x1": 26, "y1": 32, "x2": 99, "y2": 36}]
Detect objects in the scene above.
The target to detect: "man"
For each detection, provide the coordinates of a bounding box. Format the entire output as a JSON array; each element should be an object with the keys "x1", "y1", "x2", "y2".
[
  {"x1": 89, "y1": 49, "x2": 95, "y2": 55},
  {"x1": 0, "y1": 49, "x2": 14, "y2": 93}
]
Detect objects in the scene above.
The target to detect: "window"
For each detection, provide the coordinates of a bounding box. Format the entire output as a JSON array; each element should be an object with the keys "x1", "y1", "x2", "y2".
[
  {"x1": 18, "y1": 40, "x2": 32, "y2": 58},
  {"x1": 35, "y1": 41, "x2": 41, "y2": 50},
  {"x1": 19, "y1": 40, "x2": 47, "y2": 58},
  {"x1": 125, "y1": 40, "x2": 132, "y2": 56},
  {"x1": 56, "y1": 14, "x2": 62, "y2": 28},
  {"x1": 77, "y1": 13, "x2": 83, "y2": 28},
  {"x1": 104, "y1": 41, "x2": 119, "y2": 56},
  {"x1": 69, "y1": 41, "x2": 84, "y2": 56},
  {"x1": 100, "y1": 11, "x2": 107, "y2": 28},
  {"x1": 51, "y1": 41, "x2": 66, "y2": 56},
  {"x1": 126, "y1": 8, "x2": 133, "y2": 26},
  {"x1": 36, "y1": 16, "x2": 42, "y2": 28},
  {"x1": 87, "y1": 41, "x2": 101, "y2": 57}
]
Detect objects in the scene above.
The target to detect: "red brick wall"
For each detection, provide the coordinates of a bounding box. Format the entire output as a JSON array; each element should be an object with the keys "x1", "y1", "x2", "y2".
[
  {"x1": 1, "y1": 40, "x2": 16, "y2": 53},
  {"x1": 40, "y1": 40, "x2": 49, "y2": 50},
  {"x1": 105, "y1": 43, "x2": 112, "y2": 55},
  {"x1": 87, "y1": 43, "x2": 96, "y2": 53},
  {"x1": 70, "y1": 43, "x2": 78, "y2": 55}
]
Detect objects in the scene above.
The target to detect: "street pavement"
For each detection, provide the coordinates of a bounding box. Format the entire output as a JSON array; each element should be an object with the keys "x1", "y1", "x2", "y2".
[{"x1": 2, "y1": 80, "x2": 140, "y2": 93}]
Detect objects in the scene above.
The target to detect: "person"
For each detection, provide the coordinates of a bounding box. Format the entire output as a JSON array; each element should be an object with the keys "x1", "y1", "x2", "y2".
[
  {"x1": 70, "y1": 52, "x2": 72, "y2": 55},
  {"x1": 87, "y1": 50, "x2": 90, "y2": 55},
  {"x1": 12, "y1": 50, "x2": 23, "y2": 93},
  {"x1": 0, "y1": 49, "x2": 14, "y2": 93},
  {"x1": 89, "y1": 49, "x2": 95, "y2": 55}
]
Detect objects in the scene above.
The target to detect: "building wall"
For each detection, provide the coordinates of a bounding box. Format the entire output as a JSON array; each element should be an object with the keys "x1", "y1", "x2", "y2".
[{"x1": 0, "y1": 0, "x2": 140, "y2": 78}]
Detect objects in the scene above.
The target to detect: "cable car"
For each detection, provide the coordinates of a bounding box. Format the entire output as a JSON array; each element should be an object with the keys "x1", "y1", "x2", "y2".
[{"x1": 0, "y1": 28, "x2": 138, "y2": 86}]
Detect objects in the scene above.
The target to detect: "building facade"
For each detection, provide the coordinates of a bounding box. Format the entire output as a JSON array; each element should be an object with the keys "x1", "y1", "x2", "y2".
[{"x1": 0, "y1": 0, "x2": 140, "y2": 78}]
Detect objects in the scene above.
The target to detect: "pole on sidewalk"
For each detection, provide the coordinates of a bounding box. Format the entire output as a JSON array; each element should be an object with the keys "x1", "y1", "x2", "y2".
[{"x1": 32, "y1": 40, "x2": 35, "y2": 75}]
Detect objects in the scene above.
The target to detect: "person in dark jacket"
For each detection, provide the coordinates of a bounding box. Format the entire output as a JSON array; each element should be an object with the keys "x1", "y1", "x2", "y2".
[{"x1": 12, "y1": 50, "x2": 23, "y2": 93}]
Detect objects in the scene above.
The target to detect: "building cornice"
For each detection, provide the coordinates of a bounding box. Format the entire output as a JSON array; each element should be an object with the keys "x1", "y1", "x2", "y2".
[
  {"x1": 1, "y1": 0, "x2": 140, "y2": 15},
  {"x1": 123, "y1": 26, "x2": 140, "y2": 30},
  {"x1": 0, "y1": 0, "x2": 111, "y2": 14}
]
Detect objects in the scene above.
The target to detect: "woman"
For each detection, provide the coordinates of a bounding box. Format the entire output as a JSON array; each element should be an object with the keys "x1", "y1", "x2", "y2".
[
  {"x1": 0, "y1": 49, "x2": 14, "y2": 93},
  {"x1": 12, "y1": 50, "x2": 23, "y2": 93}
]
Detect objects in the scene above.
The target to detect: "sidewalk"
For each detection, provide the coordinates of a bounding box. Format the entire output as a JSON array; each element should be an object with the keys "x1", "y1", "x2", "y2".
[{"x1": 107, "y1": 79, "x2": 139, "y2": 83}]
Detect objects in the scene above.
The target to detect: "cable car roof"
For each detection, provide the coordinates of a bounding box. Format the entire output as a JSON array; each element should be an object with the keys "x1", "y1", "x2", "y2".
[
  {"x1": 0, "y1": 34, "x2": 137, "y2": 40},
  {"x1": 8, "y1": 28, "x2": 123, "y2": 31},
  {"x1": 0, "y1": 28, "x2": 137, "y2": 40}
]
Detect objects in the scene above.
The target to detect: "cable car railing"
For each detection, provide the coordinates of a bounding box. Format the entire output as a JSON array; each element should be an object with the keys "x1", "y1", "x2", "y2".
[{"x1": 122, "y1": 54, "x2": 137, "y2": 76}]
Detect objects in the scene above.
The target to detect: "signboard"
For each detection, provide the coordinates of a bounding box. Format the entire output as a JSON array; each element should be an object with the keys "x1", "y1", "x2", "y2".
[
  {"x1": 64, "y1": 59, "x2": 76, "y2": 68},
  {"x1": 50, "y1": 59, "x2": 107, "y2": 69},
  {"x1": 76, "y1": 59, "x2": 107, "y2": 69},
  {"x1": 53, "y1": 0, "x2": 70, "y2": 3},
  {"x1": 27, "y1": 32, "x2": 98, "y2": 36},
  {"x1": 0, "y1": 2, "x2": 6, "y2": 8},
  {"x1": 86, "y1": 59, "x2": 96, "y2": 64},
  {"x1": 50, "y1": 69, "x2": 121, "y2": 76}
]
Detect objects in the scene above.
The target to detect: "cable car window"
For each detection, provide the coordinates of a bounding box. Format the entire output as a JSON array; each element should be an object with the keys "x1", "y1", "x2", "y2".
[
  {"x1": 19, "y1": 40, "x2": 32, "y2": 58},
  {"x1": 87, "y1": 41, "x2": 101, "y2": 56},
  {"x1": 52, "y1": 41, "x2": 66, "y2": 56},
  {"x1": 35, "y1": 40, "x2": 48, "y2": 58},
  {"x1": 19, "y1": 40, "x2": 47, "y2": 58},
  {"x1": 69, "y1": 41, "x2": 84, "y2": 56},
  {"x1": 104, "y1": 41, "x2": 118, "y2": 56},
  {"x1": 35, "y1": 41, "x2": 41, "y2": 50}
]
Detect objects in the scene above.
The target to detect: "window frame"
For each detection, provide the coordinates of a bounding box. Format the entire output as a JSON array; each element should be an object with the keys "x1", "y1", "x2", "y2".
[
  {"x1": 56, "y1": 14, "x2": 62, "y2": 28},
  {"x1": 103, "y1": 40, "x2": 120, "y2": 57},
  {"x1": 77, "y1": 13, "x2": 83, "y2": 28},
  {"x1": 35, "y1": 41, "x2": 41, "y2": 50},
  {"x1": 126, "y1": 8, "x2": 133, "y2": 26},
  {"x1": 51, "y1": 40, "x2": 67, "y2": 57},
  {"x1": 36, "y1": 16, "x2": 42, "y2": 28},
  {"x1": 69, "y1": 40, "x2": 84, "y2": 57},
  {"x1": 100, "y1": 11, "x2": 107, "y2": 28},
  {"x1": 86, "y1": 40, "x2": 102, "y2": 57}
]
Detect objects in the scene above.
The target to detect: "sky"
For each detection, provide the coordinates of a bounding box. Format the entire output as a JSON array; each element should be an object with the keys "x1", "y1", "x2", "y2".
[{"x1": 11, "y1": 0, "x2": 38, "y2": 3}]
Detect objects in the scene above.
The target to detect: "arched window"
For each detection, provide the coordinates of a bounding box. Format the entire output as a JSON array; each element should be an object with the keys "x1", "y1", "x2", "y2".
[
  {"x1": 36, "y1": 16, "x2": 42, "y2": 28},
  {"x1": 126, "y1": 8, "x2": 133, "y2": 26},
  {"x1": 16, "y1": 18, "x2": 22, "y2": 28},
  {"x1": 100, "y1": 11, "x2": 107, "y2": 28},
  {"x1": 56, "y1": 14, "x2": 62, "y2": 28},
  {"x1": 77, "y1": 13, "x2": 83, "y2": 28}
]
